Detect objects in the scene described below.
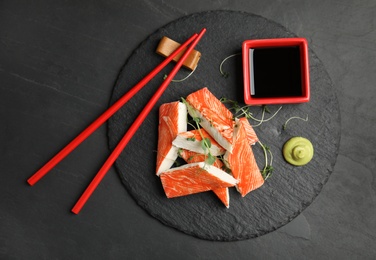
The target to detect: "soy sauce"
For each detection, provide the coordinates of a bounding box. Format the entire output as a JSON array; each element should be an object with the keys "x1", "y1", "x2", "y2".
[{"x1": 250, "y1": 46, "x2": 302, "y2": 97}]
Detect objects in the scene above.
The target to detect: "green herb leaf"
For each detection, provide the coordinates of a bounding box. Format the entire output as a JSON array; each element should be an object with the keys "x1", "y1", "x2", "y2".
[
  {"x1": 221, "y1": 165, "x2": 232, "y2": 174},
  {"x1": 261, "y1": 165, "x2": 274, "y2": 180},
  {"x1": 205, "y1": 154, "x2": 216, "y2": 166},
  {"x1": 262, "y1": 105, "x2": 271, "y2": 114},
  {"x1": 173, "y1": 160, "x2": 181, "y2": 167},
  {"x1": 177, "y1": 148, "x2": 183, "y2": 158},
  {"x1": 201, "y1": 138, "x2": 212, "y2": 152},
  {"x1": 221, "y1": 72, "x2": 229, "y2": 78},
  {"x1": 258, "y1": 141, "x2": 274, "y2": 181},
  {"x1": 204, "y1": 137, "x2": 212, "y2": 148},
  {"x1": 220, "y1": 98, "x2": 282, "y2": 126},
  {"x1": 193, "y1": 117, "x2": 202, "y2": 124}
]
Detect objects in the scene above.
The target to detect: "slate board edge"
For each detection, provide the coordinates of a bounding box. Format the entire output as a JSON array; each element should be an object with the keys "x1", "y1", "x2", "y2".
[{"x1": 106, "y1": 10, "x2": 341, "y2": 241}]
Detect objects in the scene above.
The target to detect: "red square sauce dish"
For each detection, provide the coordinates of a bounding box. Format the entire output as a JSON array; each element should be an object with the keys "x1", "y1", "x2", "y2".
[{"x1": 242, "y1": 38, "x2": 310, "y2": 105}]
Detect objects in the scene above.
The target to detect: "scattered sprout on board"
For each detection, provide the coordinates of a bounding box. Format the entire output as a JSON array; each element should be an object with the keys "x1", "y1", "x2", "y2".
[
  {"x1": 219, "y1": 53, "x2": 241, "y2": 78},
  {"x1": 283, "y1": 115, "x2": 309, "y2": 130},
  {"x1": 220, "y1": 98, "x2": 282, "y2": 127}
]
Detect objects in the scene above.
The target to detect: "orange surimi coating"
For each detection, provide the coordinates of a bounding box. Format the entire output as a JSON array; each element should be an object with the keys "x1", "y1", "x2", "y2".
[
  {"x1": 160, "y1": 162, "x2": 237, "y2": 198},
  {"x1": 238, "y1": 117, "x2": 259, "y2": 145},
  {"x1": 224, "y1": 120, "x2": 264, "y2": 197},
  {"x1": 186, "y1": 87, "x2": 234, "y2": 152},
  {"x1": 179, "y1": 149, "x2": 224, "y2": 168},
  {"x1": 212, "y1": 188, "x2": 230, "y2": 208},
  {"x1": 173, "y1": 129, "x2": 226, "y2": 156},
  {"x1": 156, "y1": 102, "x2": 187, "y2": 175},
  {"x1": 178, "y1": 149, "x2": 230, "y2": 207}
]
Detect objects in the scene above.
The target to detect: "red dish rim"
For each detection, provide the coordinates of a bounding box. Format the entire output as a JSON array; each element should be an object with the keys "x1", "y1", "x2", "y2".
[{"x1": 242, "y1": 38, "x2": 310, "y2": 105}]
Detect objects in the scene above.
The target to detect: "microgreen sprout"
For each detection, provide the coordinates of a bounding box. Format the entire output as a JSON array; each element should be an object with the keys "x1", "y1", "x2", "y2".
[
  {"x1": 257, "y1": 141, "x2": 274, "y2": 180},
  {"x1": 219, "y1": 53, "x2": 241, "y2": 78},
  {"x1": 163, "y1": 66, "x2": 197, "y2": 82},
  {"x1": 181, "y1": 97, "x2": 215, "y2": 167},
  {"x1": 220, "y1": 98, "x2": 282, "y2": 127},
  {"x1": 217, "y1": 155, "x2": 232, "y2": 174},
  {"x1": 283, "y1": 115, "x2": 309, "y2": 130},
  {"x1": 263, "y1": 105, "x2": 270, "y2": 113},
  {"x1": 177, "y1": 148, "x2": 183, "y2": 158},
  {"x1": 251, "y1": 106, "x2": 283, "y2": 127}
]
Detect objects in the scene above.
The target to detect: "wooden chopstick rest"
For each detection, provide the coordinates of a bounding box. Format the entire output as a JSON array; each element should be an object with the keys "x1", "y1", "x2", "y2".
[{"x1": 156, "y1": 36, "x2": 201, "y2": 71}]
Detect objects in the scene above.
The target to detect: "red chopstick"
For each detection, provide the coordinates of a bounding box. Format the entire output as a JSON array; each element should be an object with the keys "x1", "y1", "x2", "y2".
[
  {"x1": 71, "y1": 28, "x2": 206, "y2": 214},
  {"x1": 27, "y1": 32, "x2": 199, "y2": 186}
]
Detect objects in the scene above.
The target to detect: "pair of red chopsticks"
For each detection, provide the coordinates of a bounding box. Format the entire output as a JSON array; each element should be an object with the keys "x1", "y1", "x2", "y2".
[{"x1": 27, "y1": 28, "x2": 207, "y2": 214}]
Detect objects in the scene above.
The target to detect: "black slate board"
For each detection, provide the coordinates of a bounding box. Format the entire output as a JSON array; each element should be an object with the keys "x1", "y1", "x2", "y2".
[{"x1": 107, "y1": 10, "x2": 341, "y2": 241}]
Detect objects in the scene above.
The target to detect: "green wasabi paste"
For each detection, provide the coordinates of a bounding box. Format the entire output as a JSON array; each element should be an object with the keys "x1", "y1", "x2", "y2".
[{"x1": 283, "y1": 137, "x2": 314, "y2": 166}]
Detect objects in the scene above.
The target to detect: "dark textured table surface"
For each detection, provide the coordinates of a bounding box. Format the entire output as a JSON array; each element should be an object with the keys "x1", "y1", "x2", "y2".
[{"x1": 1, "y1": 1, "x2": 375, "y2": 259}]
